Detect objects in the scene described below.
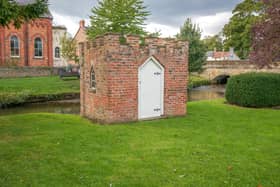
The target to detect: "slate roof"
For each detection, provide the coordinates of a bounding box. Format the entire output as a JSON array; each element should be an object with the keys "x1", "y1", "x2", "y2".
[{"x1": 15, "y1": 0, "x2": 53, "y2": 19}]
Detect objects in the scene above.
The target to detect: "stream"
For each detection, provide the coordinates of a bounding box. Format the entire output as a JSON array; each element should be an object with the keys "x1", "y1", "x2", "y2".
[{"x1": 0, "y1": 85, "x2": 226, "y2": 116}]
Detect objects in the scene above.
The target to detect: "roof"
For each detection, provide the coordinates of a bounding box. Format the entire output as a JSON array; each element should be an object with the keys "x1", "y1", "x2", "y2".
[
  {"x1": 207, "y1": 50, "x2": 240, "y2": 61},
  {"x1": 52, "y1": 25, "x2": 67, "y2": 30},
  {"x1": 15, "y1": 0, "x2": 53, "y2": 19},
  {"x1": 213, "y1": 52, "x2": 230, "y2": 59}
]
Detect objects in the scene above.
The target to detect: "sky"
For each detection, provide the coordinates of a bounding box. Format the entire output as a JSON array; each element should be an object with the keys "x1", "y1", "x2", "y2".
[{"x1": 49, "y1": 0, "x2": 243, "y2": 38}]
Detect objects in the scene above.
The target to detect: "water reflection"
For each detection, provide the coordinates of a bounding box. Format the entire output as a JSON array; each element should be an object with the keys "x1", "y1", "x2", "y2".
[
  {"x1": 188, "y1": 85, "x2": 226, "y2": 101},
  {"x1": 0, "y1": 85, "x2": 226, "y2": 116},
  {"x1": 0, "y1": 101, "x2": 80, "y2": 116}
]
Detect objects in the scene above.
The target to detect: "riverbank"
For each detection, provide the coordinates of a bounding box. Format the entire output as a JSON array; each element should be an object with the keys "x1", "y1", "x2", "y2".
[
  {"x1": 0, "y1": 100, "x2": 279, "y2": 186},
  {"x1": 0, "y1": 76, "x2": 80, "y2": 107},
  {"x1": 0, "y1": 75, "x2": 210, "y2": 107},
  {"x1": 188, "y1": 74, "x2": 211, "y2": 89}
]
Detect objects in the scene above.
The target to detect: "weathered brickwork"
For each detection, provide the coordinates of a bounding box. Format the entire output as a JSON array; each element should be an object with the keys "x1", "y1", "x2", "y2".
[
  {"x1": 0, "y1": 18, "x2": 53, "y2": 67},
  {"x1": 80, "y1": 34, "x2": 188, "y2": 124}
]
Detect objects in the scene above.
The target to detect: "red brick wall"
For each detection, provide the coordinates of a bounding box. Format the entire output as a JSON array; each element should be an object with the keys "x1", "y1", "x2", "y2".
[
  {"x1": 0, "y1": 18, "x2": 53, "y2": 67},
  {"x1": 80, "y1": 34, "x2": 188, "y2": 124}
]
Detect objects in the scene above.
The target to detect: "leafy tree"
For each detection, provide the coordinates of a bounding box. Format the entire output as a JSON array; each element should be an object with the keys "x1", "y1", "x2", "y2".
[
  {"x1": 250, "y1": 0, "x2": 280, "y2": 67},
  {"x1": 203, "y1": 34, "x2": 224, "y2": 51},
  {"x1": 87, "y1": 0, "x2": 150, "y2": 39},
  {"x1": 0, "y1": 0, "x2": 48, "y2": 28},
  {"x1": 223, "y1": 0, "x2": 263, "y2": 59},
  {"x1": 177, "y1": 18, "x2": 207, "y2": 72},
  {"x1": 61, "y1": 34, "x2": 79, "y2": 64}
]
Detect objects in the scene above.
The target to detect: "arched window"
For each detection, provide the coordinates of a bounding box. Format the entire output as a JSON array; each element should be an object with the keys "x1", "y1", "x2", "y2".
[
  {"x1": 10, "y1": 35, "x2": 19, "y2": 57},
  {"x1": 55, "y1": 47, "x2": 60, "y2": 58},
  {"x1": 34, "y1": 37, "x2": 43, "y2": 57},
  {"x1": 91, "y1": 67, "x2": 96, "y2": 90}
]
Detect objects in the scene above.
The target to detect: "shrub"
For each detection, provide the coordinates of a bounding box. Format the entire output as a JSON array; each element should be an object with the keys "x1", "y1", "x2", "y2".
[
  {"x1": 188, "y1": 74, "x2": 211, "y2": 89},
  {"x1": 0, "y1": 91, "x2": 31, "y2": 108},
  {"x1": 226, "y1": 73, "x2": 280, "y2": 107}
]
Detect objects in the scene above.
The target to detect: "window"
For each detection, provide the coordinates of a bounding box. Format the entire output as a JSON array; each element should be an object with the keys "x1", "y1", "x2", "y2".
[
  {"x1": 10, "y1": 35, "x2": 19, "y2": 57},
  {"x1": 34, "y1": 37, "x2": 43, "y2": 57},
  {"x1": 55, "y1": 47, "x2": 60, "y2": 58},
  {"x1": 91, "y1": 67, "x2": 96, "y2": 90}
]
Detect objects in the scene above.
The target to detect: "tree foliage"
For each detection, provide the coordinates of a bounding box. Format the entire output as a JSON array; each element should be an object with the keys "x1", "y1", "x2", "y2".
[
  {"x1": 60, "y1": 34, "x2": 79, "y2": 64},
  {"x1": 250, "y1": 0, "x2": 280, "y2": 67},
  {"x1": 177, "y1": 18, "x2": 207, "y2": 72},
  {"x1": 223, "y1": 0, "x2": 263, "y2": 59},
  {"x1": 0, "y1": 0, "x2": 48, "y2": 28},
  {"x1": 203, "y1": 34, "x2": 224, "y2": 51},
  {"x1": 87, "y1": 0, "x2": 150, "y2": 39}
]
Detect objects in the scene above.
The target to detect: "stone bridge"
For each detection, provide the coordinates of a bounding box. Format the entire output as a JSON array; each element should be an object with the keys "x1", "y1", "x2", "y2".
[{"x1": 199, "y1": 60, "x2": 280, "y2": 80}]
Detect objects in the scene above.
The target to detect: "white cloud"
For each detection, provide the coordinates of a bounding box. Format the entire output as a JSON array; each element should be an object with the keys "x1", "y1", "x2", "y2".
[
  {"x1": 192, "y1": 12, "x2": 232, "y2": 37},
  {"x1": 52, "y1": 11, "x2": 88, "y2": 37},
  {"x1": 145, "y1": 23, "x2": 179, "y2": 38},
  {"x1": 51, "y1": 11, "x2": 232, "y2": 39}
]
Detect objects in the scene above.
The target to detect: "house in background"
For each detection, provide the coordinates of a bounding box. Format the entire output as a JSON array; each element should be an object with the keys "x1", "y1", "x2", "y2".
[
  {"x1": 52, "y1": 25, "x2": 68, "y2": 67},
  {"x1": 207, "y1": 47, "x2": 240, "y2": 61},
  {"x1": 0, "y1": 0, "x2": 53, "y2": 67},
  {"x1": 74, "y1": 20, "x2": 88, "y2": 58}
]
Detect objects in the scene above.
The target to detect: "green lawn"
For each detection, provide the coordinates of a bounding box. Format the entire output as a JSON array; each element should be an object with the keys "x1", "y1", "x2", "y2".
[
  {"x1": 0, "y1": 100, "x2": 279, "y2": 186},
  {"x1": 0, "y1": 76, "x2": 80, "y2": 95},
  {"x1": 0, "y1": 76, "x2": 80, "y2": 106}
]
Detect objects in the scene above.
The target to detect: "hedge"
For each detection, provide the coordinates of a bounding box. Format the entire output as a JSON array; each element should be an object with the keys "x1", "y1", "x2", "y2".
[{"x1": 225, "y1": 73, "x2": 280, "y2": 108}]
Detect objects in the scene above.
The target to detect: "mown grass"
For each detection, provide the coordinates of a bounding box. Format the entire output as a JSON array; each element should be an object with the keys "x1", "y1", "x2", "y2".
[
  {"x1": 0, "y1": 76, "x2": 80, "y2": 106},
  {"x1": 0, "y1": 100, "x2": 279, "y2": 186}
]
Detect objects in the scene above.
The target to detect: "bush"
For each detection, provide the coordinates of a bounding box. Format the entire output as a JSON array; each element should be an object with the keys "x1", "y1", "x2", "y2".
[
  {"x1": 226, "y1": 73, "x2": 280, "y2": 107},
  {"x1": 0, "y1": 91, "x2": 31, "y2": 108},
  {"x1": 188, "y1": 74, "x2": 211, "y2": 89}
]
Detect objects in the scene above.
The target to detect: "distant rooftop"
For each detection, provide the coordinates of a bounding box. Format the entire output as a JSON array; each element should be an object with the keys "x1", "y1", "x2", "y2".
[
  {"x1": 207, "y1": 48, "x2": 240, "y2": 61},
  {"x1": 15, "y1": 0, "x2": 53, "y2": 19},
  {"x1": 52, "y1": 25, "x2": 67, "y2": 30}
]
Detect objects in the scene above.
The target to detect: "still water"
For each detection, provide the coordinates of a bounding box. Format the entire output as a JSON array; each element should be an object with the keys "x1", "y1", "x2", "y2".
[{"x1": 0, "y1": 85, "x2": 226, "y2": 116}]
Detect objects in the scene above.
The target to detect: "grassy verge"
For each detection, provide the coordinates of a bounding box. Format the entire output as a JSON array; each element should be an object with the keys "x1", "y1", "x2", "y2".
[
  {"x1": 0, "y1": 100, "x2": 279, "y2": 186},
  {"x1": 188, "y1": 74, "x2": 211, "y2": 89},
  {"x1": 0, "y1": 76, "x2": 80, "y2": 107}
]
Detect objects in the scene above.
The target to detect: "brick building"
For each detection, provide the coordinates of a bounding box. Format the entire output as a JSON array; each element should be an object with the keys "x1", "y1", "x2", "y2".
[
  {"x1": 0, "y1": 1, "x2": 53, "y2": 67},
  {"x1": 80, "y1": 34, "x2": 188, "y2": 124}
]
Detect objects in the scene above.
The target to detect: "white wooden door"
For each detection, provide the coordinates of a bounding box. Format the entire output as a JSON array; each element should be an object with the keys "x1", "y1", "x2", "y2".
[{"x1": 138, "y1": 57, "x2": 164, "y2": 119}]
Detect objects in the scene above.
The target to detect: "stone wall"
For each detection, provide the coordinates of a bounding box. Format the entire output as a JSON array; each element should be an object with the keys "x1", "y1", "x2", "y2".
[
  {"x1": 200, "y1": 60, "x2": 280, "y2": 80},
  {"x1": 80, "y1": 34, "x2": 189, "y2": 124},
  {"x1": 0, "y1": 67, "x2": 61, "y2": 78}
]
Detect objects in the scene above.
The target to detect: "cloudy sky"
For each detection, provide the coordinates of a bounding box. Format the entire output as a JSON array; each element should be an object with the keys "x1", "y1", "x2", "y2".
[{"x1": 49, "y1": 0, "x2": 242, "y2": 38}]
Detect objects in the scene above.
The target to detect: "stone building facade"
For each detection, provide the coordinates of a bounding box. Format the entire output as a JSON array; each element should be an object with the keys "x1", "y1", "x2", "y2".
[
  {"x1": 0, "y1": 17, "x2": 53, "y2": 67},
  {"x1": 52, "y1": 26, "x2": 68, "y2": 67},
  {"x1": 80, "y1": 34, "x2": 188, "y2": 124}
]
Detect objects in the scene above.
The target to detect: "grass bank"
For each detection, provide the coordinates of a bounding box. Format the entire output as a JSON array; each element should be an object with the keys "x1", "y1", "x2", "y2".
[
  {"x1": 188, "y1": 74, "x2": 211, "y2": 89},
  {"x1": 0, "y1": 76, "x2": 80, "y2": 107},
  {"x1": 0, "y1": 100, "x2": 279, "y2": 186}
]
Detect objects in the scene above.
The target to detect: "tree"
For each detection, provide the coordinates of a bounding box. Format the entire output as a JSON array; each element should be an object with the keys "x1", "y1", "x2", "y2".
[
  {"x1": 177, "y1": 18, "x2": 207, "y2": 72},
  {"x1": 203, "y1": 34, "x2": 224, "y2": 51},
  {"x1": 223, "y1": 0, "x2": 263, "y2": 59},
  {"x1": 87, "y1": 0, "x2": 150, "y2": 39},
  {"x1": 61, "y1": 34, "x2": 79, "y2": 64},
  {"x1": 250, "y1": 0, "x2": 280, "y2": 67},
  {"x1": 0, "y1": 0, "x2": 48, "y2": 28}
]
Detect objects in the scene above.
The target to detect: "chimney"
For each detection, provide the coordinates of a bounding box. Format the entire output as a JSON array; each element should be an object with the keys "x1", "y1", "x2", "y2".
[
  {"x1": 214, "y1": 47, "x2": 217, "y2": 52},
  {"x1": 79, "y1": 20, "x2": 85, "y2": 28}
]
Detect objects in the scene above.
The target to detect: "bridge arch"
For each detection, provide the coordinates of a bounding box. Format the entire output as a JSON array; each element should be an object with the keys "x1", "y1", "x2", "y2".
[{"x1": 213, "y1": 74, "x2": 230, "y2": 84}]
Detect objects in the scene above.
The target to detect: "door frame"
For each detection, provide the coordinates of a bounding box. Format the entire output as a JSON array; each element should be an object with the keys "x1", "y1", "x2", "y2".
[{"x1": 138, "y1": 56, "x2": 165, "y2": 119}]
